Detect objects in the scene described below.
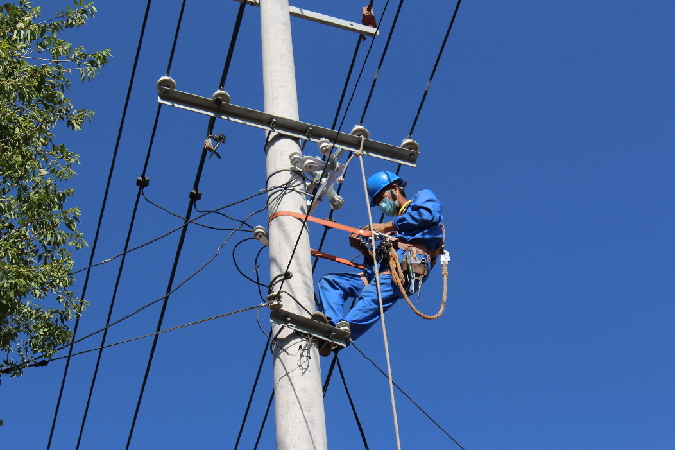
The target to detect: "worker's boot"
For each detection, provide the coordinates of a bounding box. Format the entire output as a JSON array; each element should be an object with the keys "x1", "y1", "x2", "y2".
[{"x1": 312, "y1": 311, "x2": 336, "y2": 357}]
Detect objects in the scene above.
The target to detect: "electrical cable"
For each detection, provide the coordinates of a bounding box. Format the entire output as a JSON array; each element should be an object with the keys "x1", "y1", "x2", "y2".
[
  {"x1": 125, "y1": 148, "x2": 207, "y2": 450},
  {"x1": 408, "y1": 0, "x2": 463, "y2": 139},
  {"x1": 46, "y1": 1, "x2": 156, "y2": 448},
  {"x1": 72, "y1": 190, "x2": 268, "y2": 275},
  {"x1": 143, "y1": 191, "x2": 252, "y2": 231},
  {"x1": 233, "y1": 338, "x2": 270, "y2": 450},
  {"x1": 253, "y1": 390, "x2": 275, "y2": 450},
  {"x1": 126, "y1": 5, "x2": 250, "y2": 442},
  {"x1": 74, "y1": 3, "x2": 195, "y2": 443},
  {"x1": 6, "y1": 304, "x2": 266, "y2": 373},
  {"x1": 322, "y1": 352, "x2": 339, "y2": 397},
  {"x1": 233, "y1": 238, "x2": 270, "y2": 288},
  {"x1": 337, "y1": 357, "x2": 370, "y2": 450},
  {"x1": 359, "y1": 0, "x2": 407, "y2": 126},
  {"x1": 351, "y1": 342, "x2": 466, "y2": 450}
]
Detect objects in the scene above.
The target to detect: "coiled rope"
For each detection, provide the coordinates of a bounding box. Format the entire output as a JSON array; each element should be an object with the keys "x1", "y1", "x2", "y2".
[{"x1": 386, "y1": 246, "x2": 448, "y2": 320}]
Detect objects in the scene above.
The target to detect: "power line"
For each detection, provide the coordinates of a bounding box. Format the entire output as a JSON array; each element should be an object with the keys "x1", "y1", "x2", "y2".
[
  {"x1": 337, "y1": 357, "x2": 370, "y2": 449},
  {"x1": 359, "y1": 0, "x2": 407, "y2": 125},
  {"x1": 408, "y1": 0, "x2": 463, "y2": 138},
  {"x1": 234, "y1": 337, "x2": 271, "y2": 449},
  {"x1": 352, "y1": 342, "x2": 467, "y2": 450},
  {"x1": 47, "y1": 1, "x2": 156, "y2": 447},
  {"x1": 74, "y1": 2, "x2": 190, "y2": 447},
  {"x1": 125, "y1": 4, "x2": 250, "y2": 444}
]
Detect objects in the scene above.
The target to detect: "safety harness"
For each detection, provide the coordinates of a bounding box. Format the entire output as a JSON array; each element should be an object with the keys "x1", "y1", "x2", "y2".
[{"x1": 269, "y1": 211, "x2": 449, "y2": 320}]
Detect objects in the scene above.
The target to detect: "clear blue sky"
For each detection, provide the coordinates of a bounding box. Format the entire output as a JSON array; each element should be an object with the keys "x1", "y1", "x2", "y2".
[{"x1": 4, "y1": 1, "x2": 675, "y2": 448}]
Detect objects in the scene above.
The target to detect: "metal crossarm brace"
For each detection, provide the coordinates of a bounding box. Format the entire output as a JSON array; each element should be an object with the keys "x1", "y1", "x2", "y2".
[
  {"x1": 270, "y1": 309, "x2": 350, "y2": 348},
  {"x1": 233, "y1": 0, "x2": 379, "y2": 37},
  {"x1": 158, "y1": 87, "x2": 419, "y2": 167}
]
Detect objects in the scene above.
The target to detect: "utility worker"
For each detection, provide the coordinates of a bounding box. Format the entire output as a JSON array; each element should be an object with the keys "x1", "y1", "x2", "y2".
[{"x1": 314, "y1": 171, "x2": 444, "y2": 356}]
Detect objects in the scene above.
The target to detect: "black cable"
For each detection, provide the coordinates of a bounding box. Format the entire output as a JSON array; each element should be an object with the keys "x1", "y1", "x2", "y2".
[
  {"x1": 322, "y1": 352, "x2": 339, "y2": 397},
  {"x1": 337, "y1": 358, "x2": 370, "y2": 449},
  {"x1": 331, "y1": 36, "x2": 363, "y2": 130},
  {"x1": 408, "y1": 0, "x2": 463, "y2": 138},
  {"x1": 352, "y1": 343, "x2": 466, "y2": 449},
  {"x1": 46, "y1": 1, "x2": 155, "y2": 448},
  {"x1": 254, "y1": 245, "x2": 266, "y2": 303},
  {"x1": 359, "y1": 0, "x2": 407, "y2": 125},
  {"x1": 234, "y1": 338, "x2": 270, "y2": 450},
  {"x1": 72, "y1": 190, "x2": 268, "y2": 275},
  {"x1": 126, "y1": 5, "x2": 250, "y2": 441},
  {"x1": 143, "y1": 191, "x2": 251, "y2": 231},
  {"x1": 233, "y1": 238, "x2": 270, "y2": 288},
  {"x1": 75, "y1": 2, "x2": 190, "y2": 443},
  {"x1": 253, "y1": 390, "x2": 275, "y2": 450},
  {"x1": 125, "y1": 151, "x2": 208, "y2": 449},
  {"x1": 219, "y1": 1, "x2": 247, "y2": 90}
]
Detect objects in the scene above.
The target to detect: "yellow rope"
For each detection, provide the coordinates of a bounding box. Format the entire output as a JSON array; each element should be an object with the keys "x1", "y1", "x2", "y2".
[
  {"x1": 356, "y1": 136, "x2": 402, "y2": 450},
  {"x1": 387, "y1": 247, "x2": 448, "y2": 320}
]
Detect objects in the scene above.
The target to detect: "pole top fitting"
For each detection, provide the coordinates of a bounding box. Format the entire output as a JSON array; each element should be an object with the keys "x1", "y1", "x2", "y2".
[
  {"x1": 212, "y1": 90, "x2": 231, "y2": 105},
  {"x1": 156, "y1": 76, "x2": 176, "y2": 92},
  {"x1": 350, "y1": 124, "x2": 370, "y2": 139},
  {"x1": 400, "y1": 138, "x2": 420, "y2": 152}
]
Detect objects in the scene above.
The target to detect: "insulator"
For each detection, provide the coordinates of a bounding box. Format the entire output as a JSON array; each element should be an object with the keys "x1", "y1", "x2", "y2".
[
  {"x1": 400, "y1": 138, "x2": 420, "y2": 152},
  {"x1": 350, "y1": 124, "x2": 370, "y2": 139},
  {"x1": 328, "y1": 193, "x2": 344, "y2": 211},
  {"x1": 289, "y1": 152, "x2": 303, "y2": 169},
  {"x1": 212, "y1": 90, "x2": 231, "y2": 105},
  {"x1": 252, "y1": 225, "x2": 269, "y2": 246},
  {"x1": 318, "y1": 138, "x2": 332, "y2": 156},
  {"x1": 156, "y1": 76, "x2": 176, "y2": 92}
]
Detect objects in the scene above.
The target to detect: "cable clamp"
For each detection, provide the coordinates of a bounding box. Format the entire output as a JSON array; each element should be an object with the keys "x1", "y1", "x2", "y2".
[
  {"x1": 189, "y1": 189, "x2": 202, "y2": 201},
  {"x1": 267, "y1": 293, "x2": 283, "y2": 310},
  {"x1": 136, "y1": 176, "x2": 150, "y2": 187}
]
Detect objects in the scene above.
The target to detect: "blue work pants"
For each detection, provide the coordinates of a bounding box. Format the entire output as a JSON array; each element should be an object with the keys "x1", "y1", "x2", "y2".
[{"x1": 316, "y1": 271, "x2": 403, "y2": 341}]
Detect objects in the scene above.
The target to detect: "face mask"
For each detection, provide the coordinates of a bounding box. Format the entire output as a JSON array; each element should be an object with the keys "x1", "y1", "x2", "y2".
[{"x1": 378, "y1": 198, "x2": 399, "y2": 216}]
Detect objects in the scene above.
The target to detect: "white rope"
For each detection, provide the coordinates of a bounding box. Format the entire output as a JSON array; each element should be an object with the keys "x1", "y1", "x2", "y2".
[{"x1": 356, "y1": 137, "x2": 402, "y2": 450}]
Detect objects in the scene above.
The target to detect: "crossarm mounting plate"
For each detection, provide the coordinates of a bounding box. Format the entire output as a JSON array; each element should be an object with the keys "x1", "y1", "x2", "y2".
[
  {"x1": 270, "y1": 309, "x2": 349, "y2": 347},
  {"x1": 158, "y1": 87, "x2": 418, "y2": 167}
]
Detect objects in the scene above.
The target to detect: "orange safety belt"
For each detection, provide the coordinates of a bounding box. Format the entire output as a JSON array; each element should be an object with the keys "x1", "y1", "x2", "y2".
[{"x1": 269, "y1": 210, "x2": 371, "y2": 269}]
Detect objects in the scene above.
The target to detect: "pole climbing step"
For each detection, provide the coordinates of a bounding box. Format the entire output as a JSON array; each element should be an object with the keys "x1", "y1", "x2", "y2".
[{"x1": 269, "y1": 308, "x2": 350, "y2": 348}]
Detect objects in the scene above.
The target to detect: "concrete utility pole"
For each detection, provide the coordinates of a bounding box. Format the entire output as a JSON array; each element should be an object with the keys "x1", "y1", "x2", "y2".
[{"x1": 261, "y1": 1, "x2": 328, "y2": 449}]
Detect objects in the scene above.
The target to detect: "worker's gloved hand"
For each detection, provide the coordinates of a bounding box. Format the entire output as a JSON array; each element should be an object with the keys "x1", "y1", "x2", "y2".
[{"x1": 349, "y1": 232, "x2": 366, "y2": 250}]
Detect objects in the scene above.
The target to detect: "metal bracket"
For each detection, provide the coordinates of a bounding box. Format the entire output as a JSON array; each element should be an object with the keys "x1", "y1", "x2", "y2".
[
  {"x1": 270, "y1": 309, "x2": 349, "y2": 348},
  {"x1": 233, "y1": 0, "x2": 379, "y2": 37},
  {"x1": 158, "y1": 86, "x2": 418, "y2": 167}
]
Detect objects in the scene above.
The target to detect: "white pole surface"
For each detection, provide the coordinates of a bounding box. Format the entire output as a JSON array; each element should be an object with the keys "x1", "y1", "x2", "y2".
[{"x1": 261, "y1": 0, "x2": 328, "y2": 449}]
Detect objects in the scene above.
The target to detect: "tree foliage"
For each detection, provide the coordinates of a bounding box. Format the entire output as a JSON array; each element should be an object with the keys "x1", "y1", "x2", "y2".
[{"x1": 0, "y1": 0, "x2": 110, "y2": 376}]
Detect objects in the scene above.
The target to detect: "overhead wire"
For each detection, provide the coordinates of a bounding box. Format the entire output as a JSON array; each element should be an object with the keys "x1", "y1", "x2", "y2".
[
  {"x1": 359, "y1": 0, "x2": 407, "y2": 126},
  {"x1": 125, "y1": 3, "x2": 249, "y2": 445},
  {"x1": 71, "y1": 190, "x2": 268, "y2": 275},
  {"x1": 233, "y1": 338, "x2": 271, "y2": 450},
  {"x1": 407, "y1": 0, "x2": 463, "y2": 139},
  {"x1": 1, "y1": 205, "x2": 264, "y2": 376},
  {"x1": 352, "y1": 342, "x2": 467, "y2": 450},
  {"x1": 75, "y1": 2, "x2": 192, "y2": 444},
  {"x1": 8, "y1": 304, "x2": 266, "y2": 373},
  {"x1": 336, "y1": 357, "x2": 370, "y2": 449},
  {"x1": 47, "y1": 0, "x2": 156, "y2": 448}
]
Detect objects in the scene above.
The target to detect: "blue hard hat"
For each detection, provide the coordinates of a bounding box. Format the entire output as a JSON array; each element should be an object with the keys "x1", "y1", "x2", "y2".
[{"x1": 366, "y1": 171, "x2": 405, "y2": 207}]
